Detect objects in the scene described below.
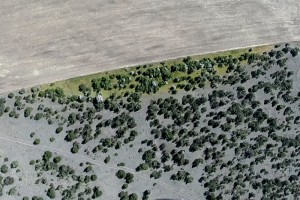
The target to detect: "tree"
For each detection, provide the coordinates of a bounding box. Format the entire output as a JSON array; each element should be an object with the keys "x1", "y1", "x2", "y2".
[
  {"x1": 43, "y1": 151, "x2": 52, "y2": 162},
  {"x1": 192, "y1": 158, "x2": 203, "y2": 168},
  {"x1": 91, "y1": 174, "x2": 97, "y2": 181},
  {"x1": 33, "y1": 138, "x2": 41, "y2": 145},
  {"x1": 47, "y1": 185, "x2": 56, "y2": 199},
  {"x1": 142, "y1": 150, "x2": 155, "y2": 162},
  {"x1": 104, "y1": 156, "x2": 110, "y2": 163},
  {"x1": 92, "y1": 186, "x2": 102, "y2": 198},
  {"x1": 1, "y1": 165, "x2": 8, "y2": 173},
  {"x1": 3, "y1": 176, "x2": 14, "y2": 185},
  {"x1": 136, "y1": 163, "x2": 149, "y2": 171},
  {"x1": 56, "y1": 126, "x2": 63, "y2": 134},
  {"x1": 10, "y1": 161, "x2": 18, "y2": 169},
  {"x1": 129, "y1": 193, "x2": 138, "y2": 200},
  {"x1": 290, "y1": 47, "x2": 299, "y2": 57},
  {"x1": 150, "y1": 170, "x2": 162, "y2": 179},
  {"x1": 116, "y1": 170, "x2": 126, "y2": 179},
  {"x1": 53, "y1": 156, "x2": 62, "y2": 163},
  {"x1": 125, "y1": 173, "x2": 134, "y2": 183},
  {"x1": 24, "y1": 107, "x2": 33, "y2": 118},
  {"x1": 84, "y1": 166, "x2": 93, "y2": 173},
  {"x1": 71, "y1": 142, "x2": 80, "y2": 154}
]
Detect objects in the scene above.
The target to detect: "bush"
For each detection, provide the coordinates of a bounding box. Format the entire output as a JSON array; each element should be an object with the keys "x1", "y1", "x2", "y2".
[
  {"x1": 47, "y1": 185, "x2": 56, "y2": 199},
  {"x1": 8, "y1": 187, "x2": 17, "y2": 196},
  {"x1": 1, "y1": 165, "x2": 8, "y2": 173},
  {"x1": 104, "y1": 156, "x2": 110, "y2": 164},
  {"x1": 10, "y1": 161, "x2": 18, "y2": 169},
  {"x1": 192, "y1": 158, "x2": 203, "y2": 168},
  {"x1": 129, "y1": 193, "x2": 138, "y2": 200},
  {"x1": 290, "y1": 47, "x2": 299, "y2": 57},
  {"x1": 56, "y1": 126, "x2": 63, "y2": 134},
  {"x1": 125, "y1": 173, "x2": 134, "y2": 183},
  {"x1": 3, "y1": 176, "x2": 14, "y2": 185},
  {"x1": 24, "y1": 107, "x2": 33, "y2": 118},
  {"x1": 91, "y1": 174, "x2": 97, "y2": 181},
  {"x1": 43, "y1": 151, "x2": 52, "y2": 162},
  {"x1": 71, "y1": 142, "x2": 80, "y2": 154},
  {"x1": 92, "y1": 186, "x2": 102, "y2": 198},
  {"x1": 33, "y1": 138, "x2": 40, "y2": 145},
  {"x1": 34, "y1": 113, "x2": 43, "y2": 120},
  {"x1": 29, "y1": 160, "x2": 35, "y2": 165},
  {"x1": 53, "y1": 156, "x2": 62, "y2": 163},
  {"x1": 116, "y1": 170, "x2": 126, "y2": 179},
  {"x1": 8, "y1": 93, "x2": 14, "y2": 98}
]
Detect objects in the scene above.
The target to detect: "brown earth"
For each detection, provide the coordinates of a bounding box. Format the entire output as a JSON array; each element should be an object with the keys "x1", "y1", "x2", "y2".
[{"x1": 0, "y1": 0, "x2": 299, "y2": 93}]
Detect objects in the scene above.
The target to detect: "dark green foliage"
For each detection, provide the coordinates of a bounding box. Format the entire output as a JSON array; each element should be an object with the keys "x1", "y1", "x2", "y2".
[
  {"x1": 290, "y1": 47, "x2": 299, "y2": 57},
  {"x1": 10, "y1": 161, "x2": 18, "y2": 169},
  {"x1": 24, "y1": 107, "x2": 33, "y2": 117},
  {"x1": 3, "y1": 176, "x2": 14, "y2": 185},
  {"x1": 47, "y1": 184, "x2": 56, "y2": 199},
  {"x1": 40, "y1": 87, "x2": 65, "y2": 99},
  {"x1": 125, "y1": 173, "x2": 134, "y2": 183},
  {"x1": 33, "y1": 138, "x2": 40, "y2": 145},
  {"x1": 53, "y1": 156, "x2": 62, "y2": 163},
  {"x1": 142, "y1": 150, "x2": 155, "y2": 162},
  {"x1": 104, "y1": 156, "x2": 110, "y2": 163},
  {"x1": 92, "y1": 186, "x2": 102, "y2": 198},
  {"x1": 71, "y1": 142, "x2": 80, "y2": 154},
  {"x1": 56, "y1": 126, "x2": 63, "y2": 134},
  {"x1": 129, "y1": 193, "x2": 138, "y2": 200},
  {"x1": 1, "y1": 165, "x2": 8, "y2": 173},
  {"x1": 192, "y1": 158, "x2": 203, "y2": 168},
  {"x1": 43, "y1": 151, "x2": 52, "y2": 162},
  {"x1": 116, "y1": 170, "x2": 126, "y2": 179}
]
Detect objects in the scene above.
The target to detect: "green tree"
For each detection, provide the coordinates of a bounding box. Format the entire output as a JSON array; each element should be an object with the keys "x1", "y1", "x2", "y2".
[
  {"x1": 47, "y1": 185, "x2": 56, "y2": 199},
  {"x1": 116, "y1": 170, "x2": 126, "y2": 179},
  {"x1": 33, "y1": 138, "x2": 40, "y2": 145},
  {"x1": 56, "y1": 126, "x2": 63, "y2": 134},
  {"x1": 1, "y1": 165, "x2": 8, "y2": 173},
  {"x1": 129, "y1": 193, "x2": 138, "y2": 200}
]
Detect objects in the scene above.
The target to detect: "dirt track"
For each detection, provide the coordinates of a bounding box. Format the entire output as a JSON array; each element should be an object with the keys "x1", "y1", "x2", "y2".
[{"x1": 0, "y1": 0, "x2": 299, "y2": 93}]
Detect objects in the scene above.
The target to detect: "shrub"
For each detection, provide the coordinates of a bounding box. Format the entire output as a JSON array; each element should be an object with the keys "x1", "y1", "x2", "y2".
[
  {"x1": 43, "y1": 151, "x2": 52, "y2": 162},
  {"x1": 116, "y1": 170, "x2": 126, "y2": 179},
  {"x1": 125, "y1": 173, "x2": 134, "y2": 183},
  {"x1": 192, "y1": 158, "x2": 203, "y2": 168},
  {"x1": 33, "y1": 138, "x2": 40, "y2": 145},
  {"x1": 104, "y1": 156, "x2": 110, "y2": 163},
  {"x1": 47, "y1": 185, "x2": 56, "y2": 199},
  {"x1": 92, "y1": 186, "x2": 102, "y2": 198},
  {"x1": 3, "y1": 176, "x2": 14, "y2": 185},
  {"x1": 71, "y1": 142, "x2": 80, "y2": 154},
  {"x1": 290, "y1": 47, "x2": 299, "y2": 57},
  {"x1": 129, "y1": 193, "x2": 138, "y2": 200},
  {"x1": 8, "y1": 93, "x2": 14, "y2": 98},
  {"x1": 8, "y1": 187, "x2": 17, "y2": 196},
  {"x1": 53, "y1": 156, "x2": 62, "y2": 163},
  {"x1": 24, "y1": 107, "x2": 33, "y2": 118},
  {"x1": 91, "y1": 174, "x2": 97, "y2": 181},
  {"x1": 10, "y1": 161, "x2": 18, "y2": 169},
  {"x1": 1, "y1": 165, "x2": 8, "y2": 173},
  {"x1": 56, "y1": 126, "x2": 63, "y2": 134}
]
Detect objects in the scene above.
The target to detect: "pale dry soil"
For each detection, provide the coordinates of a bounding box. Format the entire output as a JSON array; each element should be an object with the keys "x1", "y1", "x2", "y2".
[{"x1": 0, "y1": 0, "x2": 299, "y2": 93}]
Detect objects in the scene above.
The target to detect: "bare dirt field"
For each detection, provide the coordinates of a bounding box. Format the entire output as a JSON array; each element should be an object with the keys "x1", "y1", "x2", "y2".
[{"x1": 0, "y1": 0, "x2": 299, "y2": 93}]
